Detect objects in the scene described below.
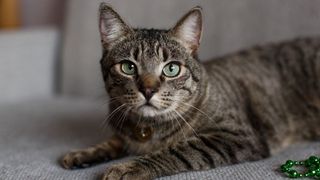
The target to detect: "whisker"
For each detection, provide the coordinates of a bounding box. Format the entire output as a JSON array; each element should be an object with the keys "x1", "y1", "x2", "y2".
[
  {"x1": 135, "y1": 113, "x2": 142, "y2": 128},
  {"x1": 173, "y1": 100, "x2": 224, "y2": 133},
  {"x1": 100, "y1": 103, "x2": 127, "y2": 130},
  {"x1": 97, "y1": 96, "x2": 123, "y2": 108},
  {"x1": 115, "y1": 107, "x2": 127, "y2": 129},
  {"x1": 174, "y1": 100, "x2": 214, "y2": 123},
  {"x1": 119, "y1": 107, "x2": 132, "y2": 131},
  {"x1": 173, "y1": 109, "x2": 199, "y2": 138},
  {"x1": 108, "y1": 96, "x2": 123, "y2": 102},
  {"x1": 169, "y1": 111, "x2": 187, "y2": 141}
]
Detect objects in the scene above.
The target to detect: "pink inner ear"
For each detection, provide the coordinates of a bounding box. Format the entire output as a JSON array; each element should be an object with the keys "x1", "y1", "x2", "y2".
[
  {"x1": 172, "y1": 9, "x2": 202, "y2": 54},
  {"x1": 99, "y1": 15, "x2": 121, "y2": 44},
  {"x1": 100, "y1": 17, "x2": 109, "y2": 41}
]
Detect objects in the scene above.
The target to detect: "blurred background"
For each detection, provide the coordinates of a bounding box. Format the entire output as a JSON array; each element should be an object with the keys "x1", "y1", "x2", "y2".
[{"x1": 1, "y1": 0, "x2": 320, "y2": 103}]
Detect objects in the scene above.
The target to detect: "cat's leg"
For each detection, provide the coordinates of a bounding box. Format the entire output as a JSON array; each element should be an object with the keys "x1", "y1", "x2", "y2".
[
  {"x1": 101, "y1": 133, "x2": 269, "y2": 180},
  {"x1": 61, "y1": 135, "x2": 125, "y2": 169}
]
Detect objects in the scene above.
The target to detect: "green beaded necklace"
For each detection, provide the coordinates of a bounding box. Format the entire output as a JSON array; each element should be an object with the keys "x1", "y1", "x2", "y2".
[{"x1": 280, "y1": 156, "x2": 320, "y2": 179}]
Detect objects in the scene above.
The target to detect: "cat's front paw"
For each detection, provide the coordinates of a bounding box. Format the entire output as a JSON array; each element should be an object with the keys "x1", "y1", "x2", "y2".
[
  {"x1": 102, "y1": 161, "x2": 152, "y2": 180},
  {"x1": 61, "y1": 151, "x2": 91, "y2": 169},
  {"x1": 61, "y1": 150, "x2": 107, "y2": 169}
]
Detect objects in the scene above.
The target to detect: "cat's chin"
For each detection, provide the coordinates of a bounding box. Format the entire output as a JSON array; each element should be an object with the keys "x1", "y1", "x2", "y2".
[{"x1": 138, "y1": 105, "x2": 160, "y2": 117}]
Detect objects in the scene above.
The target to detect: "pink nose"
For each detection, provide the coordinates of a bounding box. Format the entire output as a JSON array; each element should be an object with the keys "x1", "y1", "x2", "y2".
[
  {"x1": 140, "y1": 88, "x2": 158, "y2": 101},
  {"x1": 138, "y1": 73, "x2": 160, "y2": 101}
]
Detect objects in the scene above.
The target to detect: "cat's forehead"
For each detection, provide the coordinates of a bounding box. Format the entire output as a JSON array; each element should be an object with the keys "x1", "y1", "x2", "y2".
[
  {"x1": 134, "y1": 28, "x2": 169, "y2": 40},
  {"x1": 133, "y1": 29, "x2": 170, "y2": 59},
  {"x1": 109, "y1": 28, "x2": 187, "y2": 62}
]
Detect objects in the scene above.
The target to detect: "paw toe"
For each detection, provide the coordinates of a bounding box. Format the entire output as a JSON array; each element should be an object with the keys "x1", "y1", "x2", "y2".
[{"x1": 61, "y1": 152, "x2": 89, "y2": 169}]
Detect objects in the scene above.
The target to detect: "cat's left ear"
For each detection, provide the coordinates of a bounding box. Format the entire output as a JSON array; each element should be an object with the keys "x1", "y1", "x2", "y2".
[{"x1": 170, "y1": 6, "x2": 203, "y2": 55}]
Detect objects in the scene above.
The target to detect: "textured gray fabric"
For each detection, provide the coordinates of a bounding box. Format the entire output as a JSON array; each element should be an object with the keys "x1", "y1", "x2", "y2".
[
  {"x1": 0, "y1": 98, "x2": 318, "y2": 180},
  {"x1": 62, "y1": 0, "x2": 320, "y2": 97},
  {"x1": 0, "y1": 28, "x2": 59, "y2": 103}
]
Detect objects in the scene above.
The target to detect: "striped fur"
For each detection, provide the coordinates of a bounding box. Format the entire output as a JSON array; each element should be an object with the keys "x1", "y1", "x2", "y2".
[{"x1": 61, "y1": 3, "x2": 320, "y2": 180}]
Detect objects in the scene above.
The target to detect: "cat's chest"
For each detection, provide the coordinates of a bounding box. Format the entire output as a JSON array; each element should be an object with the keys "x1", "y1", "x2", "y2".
[{"x1": 120, "y1": 124, "x2": 178, "y2": 154}]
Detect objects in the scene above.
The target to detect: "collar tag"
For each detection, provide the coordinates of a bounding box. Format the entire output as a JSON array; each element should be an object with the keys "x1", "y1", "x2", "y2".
[{"x1": 133, "y1": 126, "x2": 153, "y2": 142}]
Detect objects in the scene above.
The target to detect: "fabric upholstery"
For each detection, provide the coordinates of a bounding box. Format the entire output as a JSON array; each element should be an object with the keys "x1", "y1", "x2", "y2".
[{"x1": 0, "y1": 98, "x2": 318, "y2": 179}]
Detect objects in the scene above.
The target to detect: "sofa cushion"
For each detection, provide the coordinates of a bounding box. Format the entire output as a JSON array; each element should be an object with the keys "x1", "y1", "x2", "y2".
[
  {"x1": 0, "y1": 98, "x2": 319, "y2": 179},
  {"x1": 0, "y1": 28, "x2": 59, "y2": 103}
]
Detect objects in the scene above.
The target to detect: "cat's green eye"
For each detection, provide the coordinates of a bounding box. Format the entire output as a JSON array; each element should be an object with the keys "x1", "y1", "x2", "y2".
[
  {"x1": 162, "y1": 63, "x2": 181, "y2": 77},
  {"x1": 120, "y1": 61, "x2": 136, "y2": 75}
]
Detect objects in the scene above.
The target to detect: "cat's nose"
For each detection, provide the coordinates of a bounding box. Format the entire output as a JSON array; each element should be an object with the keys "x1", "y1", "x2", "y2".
[
  {"x1": 140, "y1": 88, "x2": 158, "y2": 101},
  {"x1": 138, "y1": 73, "x2": 160, "y2": 101}
]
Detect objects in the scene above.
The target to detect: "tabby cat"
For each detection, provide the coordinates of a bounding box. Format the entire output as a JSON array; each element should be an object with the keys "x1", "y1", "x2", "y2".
[{"x1": 61, "y1": 3, "x2": 320, "y2": 180}]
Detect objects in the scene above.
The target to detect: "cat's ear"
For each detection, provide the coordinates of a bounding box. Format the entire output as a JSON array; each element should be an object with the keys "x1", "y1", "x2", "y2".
[
  {"x1": 170, "y1": 6, "x2": 203, "y2": 55},
  {"x1": 99, "y1": 3, "x2": 132, "y2": 50}
]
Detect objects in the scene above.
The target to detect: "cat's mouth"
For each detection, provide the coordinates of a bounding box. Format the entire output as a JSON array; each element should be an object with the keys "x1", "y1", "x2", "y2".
[
  {"x1": 145, "y1": 101, "x2": 155, "y2": 107},
  {"x1": 139, "y1": 103, "x2": 158, "y2": 110}
]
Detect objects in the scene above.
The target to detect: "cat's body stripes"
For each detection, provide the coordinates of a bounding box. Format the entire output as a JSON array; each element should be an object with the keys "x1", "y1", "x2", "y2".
[{"x1": 61, "y1": 4, "x2": 320, "y2": 180}]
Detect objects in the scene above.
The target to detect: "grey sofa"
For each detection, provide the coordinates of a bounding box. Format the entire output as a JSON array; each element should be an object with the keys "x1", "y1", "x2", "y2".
[
  {"x1": 1, "y1": 97, "x2": 319, "y2": 180},
  {"x1": 1, "y1": 0, "x2": 320, "y2": 179}
]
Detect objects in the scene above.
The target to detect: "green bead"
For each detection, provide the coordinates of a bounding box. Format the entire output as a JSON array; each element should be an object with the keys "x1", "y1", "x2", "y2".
[
  {"x1": 305, "y1": 172, "x2": 311, "y2": 177},
  {"x1": 308, "y1": 169, "x2": 317, "y2": 176},
  {"x1": 280, "y1": 156, "x2": 320, "y2": 179},
  {"x1": 286, "y1": 160, "x2": 295, "y2": 167},
  {"x1": 280, "y1": 164, "x2": 289, "y2": 172},
  {"x1": 305, "y1": 159, "x2": 313, "y2": 167},
  {"x1": 288, "y1": 170, "x2": 299, "y2": 178},
  {"x1": 309, "y1": 156, "x2": 319, "y2": 164}
]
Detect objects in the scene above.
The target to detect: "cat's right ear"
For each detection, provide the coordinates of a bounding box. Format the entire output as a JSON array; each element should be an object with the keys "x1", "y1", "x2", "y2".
[{"x1": 99, "y1": 3, "x2": 132, "y2": 50}]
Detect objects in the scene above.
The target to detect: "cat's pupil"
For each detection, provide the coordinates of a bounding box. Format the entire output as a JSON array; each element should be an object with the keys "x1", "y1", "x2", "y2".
[{"x1": 169, "y1": 64, "x2": 175, "y2": 72}]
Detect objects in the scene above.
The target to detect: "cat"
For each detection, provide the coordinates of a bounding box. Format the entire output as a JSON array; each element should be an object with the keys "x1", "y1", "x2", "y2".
[{"x1": 61, "y1": 3, "x2": 320, "y2": 180}]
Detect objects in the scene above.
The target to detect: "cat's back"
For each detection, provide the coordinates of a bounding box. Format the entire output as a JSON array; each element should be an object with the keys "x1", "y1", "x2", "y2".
[
  {"x1": 203, "y1": 37, "x2": 320, "y2": 92},
  {"x1": 202, "y1": 37, "x2": 320, "y2": 147}
]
